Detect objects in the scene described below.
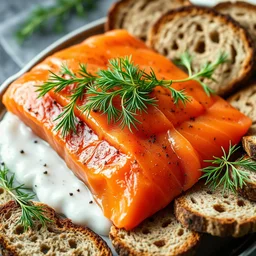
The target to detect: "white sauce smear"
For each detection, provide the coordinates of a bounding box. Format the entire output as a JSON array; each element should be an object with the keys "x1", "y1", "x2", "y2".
[{"x1": 0, "y1": 112, "x2": 111, "y2": 236}]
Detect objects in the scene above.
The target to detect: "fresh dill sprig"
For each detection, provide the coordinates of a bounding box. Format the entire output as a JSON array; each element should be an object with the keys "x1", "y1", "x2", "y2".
[
  {"x1": 201, "y1": 143, "x2": 256, "y2": 193},
  {"x1": 176, "y1": 52, "x2": 228, "y2": 96},
  {"x1": 37, "y1": 54, "x2": 226, "y2": 135},
  {"x1": 16, "y1": 0, "x2": 97, "y2": 43},
  {"x1": 0, "y1": 164, "x2": 52, "y2": 231}
]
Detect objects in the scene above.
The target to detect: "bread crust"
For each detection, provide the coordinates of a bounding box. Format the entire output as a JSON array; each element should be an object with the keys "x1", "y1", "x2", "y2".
[
  {"x1": 215, "y1": 1, "x2": 256, "y2": 13},
  {"x1": 0, "y1": 201, "x2": 112, "y2": 256},
  {"x1": 174, "y1": 182, "x2": 256, "y2": 237},
  {"x1": 148, "y1": 6, "x2": 255, "y2": 97}
]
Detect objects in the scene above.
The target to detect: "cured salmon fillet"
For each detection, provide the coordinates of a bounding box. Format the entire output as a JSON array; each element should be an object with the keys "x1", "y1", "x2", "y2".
[{"x1": 3, "y1": 30, "x2": 251, "y2": 229}]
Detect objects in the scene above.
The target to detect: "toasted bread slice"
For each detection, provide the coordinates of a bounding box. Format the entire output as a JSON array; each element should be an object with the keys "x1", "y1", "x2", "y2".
[
  {"x1": 109, "y1": 205, "x2": 200, "y2": 256},
  {"x1": 236, "y1": 155, "x2": 256, "y2": 201},
  {"x1": 242, "y1": 136, "x2": 256, "y2": 160},
  {"x1": 215, "y1": 1, "x2": 256, "y2": 47},
  {"x1": 228, "y1": 80, "x2": 256, "y2": 135},
  {"x1": 106, "y1": 0, "x2": 190, "y2": 41},
  {"x1": 0, "y1": 201, "x2": 112, "y2": 256},
  {"x1": 148, "y1": 6, "x2": 255, "y2": 96},
  {"x1": 174, "y1": 182, "x2": 256, "y2": 237}
]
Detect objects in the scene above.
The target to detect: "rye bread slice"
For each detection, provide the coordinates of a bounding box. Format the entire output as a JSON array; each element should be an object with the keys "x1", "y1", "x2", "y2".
[
  {"x1": 215, "y1": 1, "x2": 256, "y2": 47},
  {"x1": 110, "y1": 205, "x2": 200, "y2": 256},
  {"x1": 174, "y1": 182, "x2": 256, "y2": 237},
  {"x1": 228, "y1": 80, "x2": 256, "y2": 135},
  {"x1": 148, "y1": 6, "x2": 255, "y2": 96},
  {"x1": 0, "y1": 201, "x2": 112, "y2": 256},
  {"x1": 236, "y1": 155, "x2": 256, "y2": 201},
  {"x1": 106, "y1": 0, "x2": 190, "y2": 41}
]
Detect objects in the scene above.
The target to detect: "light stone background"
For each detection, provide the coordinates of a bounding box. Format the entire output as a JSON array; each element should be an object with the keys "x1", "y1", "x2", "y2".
[{"x1": 0, "y1": 0, "x2": 115, "y2": 84}]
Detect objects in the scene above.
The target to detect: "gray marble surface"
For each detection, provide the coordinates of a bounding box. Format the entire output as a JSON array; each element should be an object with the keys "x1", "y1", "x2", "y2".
[{"x1": 0, "y1": 0, "x2": 115, "y2": 84}]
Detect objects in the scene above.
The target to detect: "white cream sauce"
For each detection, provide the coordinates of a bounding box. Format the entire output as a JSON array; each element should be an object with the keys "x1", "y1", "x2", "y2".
[
  {"x1": 0, "y1": 112, "x2": 111, "y2": 236},
  {"x1": 190, "y1": 0, "x2": 256, "y2": 7}
]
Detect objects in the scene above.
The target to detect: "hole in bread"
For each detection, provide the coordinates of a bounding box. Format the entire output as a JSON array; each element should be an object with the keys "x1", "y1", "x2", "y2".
[
  {"x1": 213, "y1": 204, "x2": 225, "y2": 213},
  {"x1": 31, "y1": 235, "x2": 37, "y2": 242},
  {"x1": 206, "y1": 190, "x2": 213, "y2": 195},
  {"x1": 210, "y1": 31, "x2": 219, "y2": 43},
  {"x1": 231, "y1": 45, "x2": 237, "y2": 64},
  {"x1": 14, "y1": 225, "x2": 24, "y2": 235},
  {"x1": 162, "y1": 219, "x2": 171, "y2": 228},
  {"x1": 196, "y1": 24, "x2": 203, "y2": 32},
  {"x1": 154, "y1": 240, "x2": 166, "y2": 247},
  {"x1": 178, "y1": 33, "x2": 184, "y2": 39},
  {"x1": 68, "y1": 239, "x2": 77, "y2": 249},
  {"x1": 172, "y1": 41, "x2": 178, "y2": 50},
  {"x1": 223, "y1": 194, "x2": 229, "y2": 199},
  {"x1": 246, "y1": 102, "x2": 253, "y2": 107},
  {"x1": 190, "y1": 197, "x2": 197, "y2": 204},
  {"x1": 224, "y1": 200, "x2": 230, "y2": 205},
  {"x1": 234, "y1": 95, "x2": 241, "y2": 102},
  {"x1": 37, "y1": 223, "x2": 43, "y2": 230},
  {"x1": 4, "y1": 224, "x2": 9, "y2": 229},
  {"x1": 142, "y1": 228, "x2": 151, "y2": 234},
  {"x1": 41, "y1": 244, "x2": 50, "y2": 254},
  {"x1": 195, "y1": 41, "x2": 205, "y2": 54},
  {"x1": 4, "y1": 212, "x2": 12, "y2": 220},
  {"x1": 254, "y1": 24, "x2": 256, "y2": 30},
  {"x1": 178, "y1": 229, "x2": 184, "y2": 236},
  {"x1": 163, "y1": 48, "x2": 168, "y2": 56},
  {"x1": 235, "y1": 12, "x2": 245, "y2": 17},
  {"x1": 237, "y1": 200, "x2": 245, "y2": 207},
  {"x1": 0, "y1": 188, "x2": 4, "y2": 194}
]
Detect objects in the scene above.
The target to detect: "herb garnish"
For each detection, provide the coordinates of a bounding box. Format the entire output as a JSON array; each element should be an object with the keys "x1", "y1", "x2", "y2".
[
  {"x1": 201, "y1": 143, "x2": 256, "y2": 193},
  {"x1": 0, "y1": 164, "x2": 51, "y2": 231},
  {"x1": 16, "y1": 0, "x2": 98, "y2": 43},
  {"x1": 37, "y1": 53, "x2": 227, "y2": 136}
]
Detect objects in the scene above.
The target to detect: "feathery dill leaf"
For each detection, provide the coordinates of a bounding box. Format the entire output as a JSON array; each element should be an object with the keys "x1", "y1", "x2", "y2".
[
  {"x1": 176, "y1": 52, "x2": 228, "y2": 96},
  {"x1": 16, "y1": 0, "x2": 97, "y2": 43},
  {"x1": 0, "y1": 164, "x2": 52, "y2": 231},
  {"x1": 201, "y1": 143, "x2": 256, "y2": 193},
  {"x1": 38, "y1": 53, "x2": 226, "y2": 135}
]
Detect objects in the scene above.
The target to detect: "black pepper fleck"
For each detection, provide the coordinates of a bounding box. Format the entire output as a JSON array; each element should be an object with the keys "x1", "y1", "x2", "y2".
[
  {"x1": 77, "y1": 189, "x2": 80, "y2": 192},
  {"x1": 1, "y1": 162, "x2": 4, "y2": 166},
  {"x1": 20, "y1": 150, "x2": 25, "y2": 154},
  {"x1": 89, "y1": 201, "x2": 93, "y2": 204},
  {"x1": 34, "y1": 140, "x2": 38, "y2": 144},
  {"x1": 69, "y1": 193, "x2": 73, "y2": 196},
  {"x1": 43, "y1": 171, "x2": 48, "y2": 175}
]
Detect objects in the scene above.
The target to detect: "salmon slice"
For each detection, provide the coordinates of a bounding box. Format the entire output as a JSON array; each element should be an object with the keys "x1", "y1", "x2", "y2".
[{"x1": 3, "y1": 30, "x2": 251, "y2": 229}]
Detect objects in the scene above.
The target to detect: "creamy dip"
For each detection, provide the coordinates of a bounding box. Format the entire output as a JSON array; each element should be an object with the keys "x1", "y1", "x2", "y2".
[{"x1": 0, "y1": 112, "x2": 111, "y2": 236}]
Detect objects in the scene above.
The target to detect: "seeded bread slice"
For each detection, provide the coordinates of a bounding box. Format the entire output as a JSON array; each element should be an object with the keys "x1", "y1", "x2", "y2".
[
  {"x1": 215, "y1": 1, "x2": 256, "y2": 47},
  {"x1": 236, "y1": 155, "x2": 256, "y2": 201},
  {"x1": 148, "y1": 6, "x2": 255, "y2": 96},
  {"x1": 242, "y1": 136, "x2": 256, "y2": 160},
  {"x1": 228, "y1": 80, "x2": 256, "y2": 135},
  {"x1": 0, "y1": 188, "x2": 12, "y2": 206},
  {"x1": 109, "y1": 205, "x2": 200, "y2": 256},
  {"x1": 106, "y1": 0, "x2": 190, "y2": 41},
  {"x1": 0, "y1": 201, "x2": 112, "y2": 256},
  {"x1": 174, "y1": 182, "x2": 256, "y2": 237}
]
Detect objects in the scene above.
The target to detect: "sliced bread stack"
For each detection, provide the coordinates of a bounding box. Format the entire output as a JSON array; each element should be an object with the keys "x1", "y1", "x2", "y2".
[
  {"x1": 110, "y1": 205, "x2": 200, "y2": 256},
  {"x1": 106, "y1": 0, "x2": 190, "y2": 41},
  {"x1": 148, "y1": 6, "x2": 255, "y2": 96},
  {"x1": 0, "y1": 201, "x2": 112, "y2": 256}
]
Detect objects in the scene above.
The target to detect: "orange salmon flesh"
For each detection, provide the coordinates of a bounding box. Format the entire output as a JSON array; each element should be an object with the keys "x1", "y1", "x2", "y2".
[{"x1": 3, "y1": 30, "x2": 251, "y2": 229}]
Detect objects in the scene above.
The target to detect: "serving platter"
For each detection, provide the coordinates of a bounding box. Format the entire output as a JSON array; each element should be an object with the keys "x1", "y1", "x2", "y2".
[{"x1": 0, "y1": 17, "x2": 256, "y2": 256}]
